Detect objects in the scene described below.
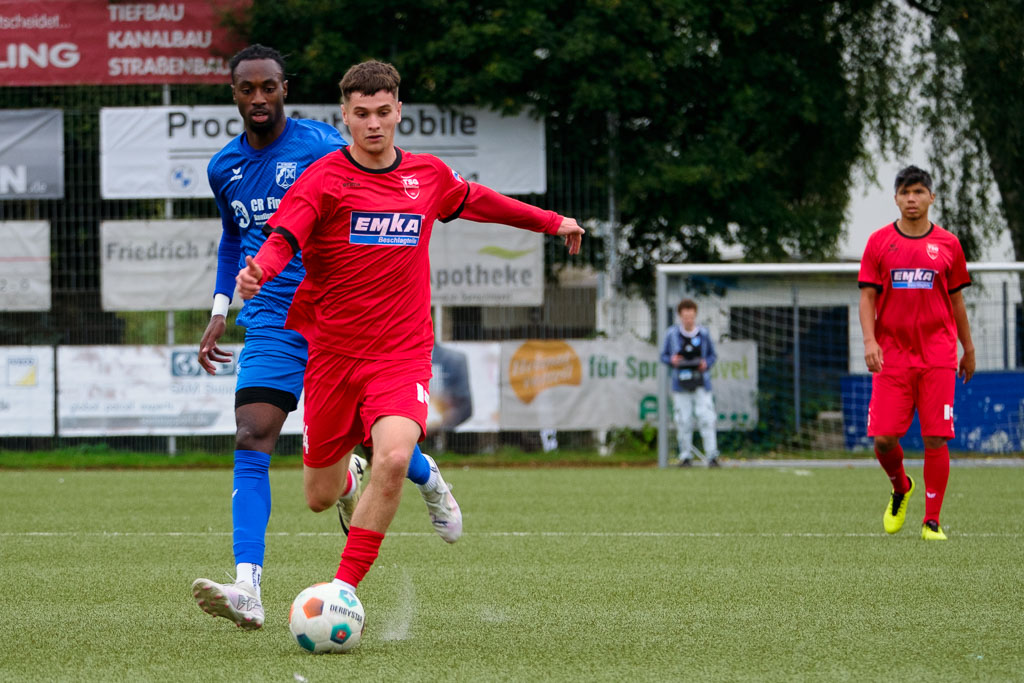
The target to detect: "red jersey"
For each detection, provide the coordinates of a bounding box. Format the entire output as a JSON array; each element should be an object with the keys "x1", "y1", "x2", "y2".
[
  {"x1": 858, "y1": 222, "x2": 970, "y2": 369},
  {"x1": 254, "y1": 147, "x2": 562, "y2": 360}
]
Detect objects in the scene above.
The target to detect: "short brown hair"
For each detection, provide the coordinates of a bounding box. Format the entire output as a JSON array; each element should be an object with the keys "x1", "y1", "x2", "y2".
[
  {"x1": 677, "y1": 298, "x2": 697, "y2": 313},
  {"x1": 339, "y1": 60, "x2": 400, "y2": 103}
]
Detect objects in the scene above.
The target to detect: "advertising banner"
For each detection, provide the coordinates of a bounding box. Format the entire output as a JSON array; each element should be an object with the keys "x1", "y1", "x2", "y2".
[
  {"x1": 842, "y1": 372, "x2": 1024, "y2": 453},
  {"x1": 100, "y1": 219, "x2": 229, "y2": 311},
  {"x1": 0, "y1": 346, "x2": 55, "y2": 436},
  {"x1": 429, "y1": 341, "x2": 501, "y2": 433},
  {"x1": 100, "y1": 104, "x2": 545, "y2": 198},
  {"x1": 0, "y1": 109, "x2": 63, "y2": 199},
  {"x1": 430, "y1": 221, "x2": 544, "y2": 306},
  {"x1": 0, "y1": 0, "x2": 246, "y2": 85},
  {"x1": 706, "y1": 340, "x2": 759, "y2": 431},
  {"x1": 57, "y1": 345, "x2": 304, "y2": 436},
  {"x1": 499, "y1": 339, "x2": 758, "y2": 431},
  {"x1": 0, "y1": 221, "x2": 50, "y2": 311}
]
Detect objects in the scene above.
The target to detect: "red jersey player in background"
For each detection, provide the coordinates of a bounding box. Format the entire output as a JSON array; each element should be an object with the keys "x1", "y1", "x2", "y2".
[
  {"x1": 858, "y1": 165, "x2": 975, "y2": 542},
  {"x1": 237, "y1": 60, "x2": 584, "y2": 615}
]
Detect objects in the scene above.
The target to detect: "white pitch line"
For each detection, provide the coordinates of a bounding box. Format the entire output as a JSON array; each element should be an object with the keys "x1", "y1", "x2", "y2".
[{"x1": 0, "y1": 530, "x2": 1020, "y2": 538}]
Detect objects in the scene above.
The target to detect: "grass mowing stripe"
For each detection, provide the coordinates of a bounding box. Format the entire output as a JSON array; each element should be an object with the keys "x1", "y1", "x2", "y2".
[{"x1": 1, "y1": 466, "x2": 1022, "y2": 682}]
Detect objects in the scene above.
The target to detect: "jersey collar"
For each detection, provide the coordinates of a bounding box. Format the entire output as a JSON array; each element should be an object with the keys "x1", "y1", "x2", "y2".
[
  {"x1": 239, "y1": 117, "x2": 295, "y2": 157},
  {"x1": 892, "y1": 221, "x2": 934, "y2": 239},
  {"x1": 342, "y1": 146, "x2": 403, "y2": 174}
]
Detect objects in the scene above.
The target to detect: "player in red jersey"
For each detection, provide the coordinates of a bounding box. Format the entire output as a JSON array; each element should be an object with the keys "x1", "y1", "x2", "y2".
[
  {"x1": 858, "y1": 165, "x2": 975, "y2": 541},
  {"x1": 237, "y1": 60, "x2": 584, "y2": 599}
]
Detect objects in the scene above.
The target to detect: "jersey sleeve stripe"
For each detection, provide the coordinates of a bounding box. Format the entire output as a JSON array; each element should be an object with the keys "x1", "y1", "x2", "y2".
[
  {"x1": 858, "y1": 281, "x2": 883, "y2": 292},
  {"x1": 439, "y1": 184, "x2": 472, "y2": 223},
  {"x1": 271, "y1": 226, "x2": 301, "y2": 255},
  {"x1": 948, "y1": 281, "x2": 971, "y2": 294}
]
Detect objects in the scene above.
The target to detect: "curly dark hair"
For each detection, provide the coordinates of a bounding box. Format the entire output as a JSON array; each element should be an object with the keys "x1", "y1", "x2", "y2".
[{"x1": 229, "y1": 44, "x2": 286, "y2": 82}]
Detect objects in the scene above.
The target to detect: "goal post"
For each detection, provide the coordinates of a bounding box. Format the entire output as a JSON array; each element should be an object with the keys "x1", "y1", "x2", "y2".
[{"x1": 654, "y1": 262, "x2": 1024, "y2": 467}]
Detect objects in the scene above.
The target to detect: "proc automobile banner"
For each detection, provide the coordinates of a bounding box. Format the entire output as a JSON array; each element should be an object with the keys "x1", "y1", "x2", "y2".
[
  {"x1": 0, "y1": 0, "x2": 247, "y2": 85},
  {"x1": 100, "y1": 104, "x2": 545, "y2": 198},
  {"x1": 0, "y1": 109, "x2": 63, "y2": 199}
]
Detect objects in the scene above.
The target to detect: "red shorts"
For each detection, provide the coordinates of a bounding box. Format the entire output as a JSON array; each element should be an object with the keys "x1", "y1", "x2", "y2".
[
  {"x1": 301, "y1": 349, "x2": 432, "y2": 468},
  {"x1": 867, "y1": 366, "x2": 956, "y2": 438}
]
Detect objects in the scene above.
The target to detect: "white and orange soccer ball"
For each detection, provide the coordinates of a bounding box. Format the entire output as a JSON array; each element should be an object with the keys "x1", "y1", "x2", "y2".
[{"x1": 288, "y1": 583, "x2": 365, "y2": 654}]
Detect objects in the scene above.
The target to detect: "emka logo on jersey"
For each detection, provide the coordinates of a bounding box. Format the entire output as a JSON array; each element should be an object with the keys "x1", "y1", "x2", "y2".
[
  {"x1": 275, "y1": 162, "x2": 297, "y2": 189},
  {"x1": 890, "y1": 268, "x2": 936, "y2": 289},
  {"x1": 350, "y1": 212, "x2": 424, "y2": 246}
]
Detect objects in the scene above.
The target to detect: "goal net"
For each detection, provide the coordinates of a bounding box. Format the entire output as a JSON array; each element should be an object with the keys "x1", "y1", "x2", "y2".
[{"x1": 654, "y1": 262, "x2": 1024, "y2": 466}]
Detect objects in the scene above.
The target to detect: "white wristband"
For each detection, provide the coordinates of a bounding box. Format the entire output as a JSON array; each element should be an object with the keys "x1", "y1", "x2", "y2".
[{"x1": 211, "y1": 293, "x2": 230, "y2": 318}]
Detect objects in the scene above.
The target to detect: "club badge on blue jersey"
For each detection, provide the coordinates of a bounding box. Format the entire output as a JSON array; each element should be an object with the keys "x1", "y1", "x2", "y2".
[
  {"x1": 890, "y1": 268, "x2": 936, "y2": 289},
  {"x1": 350, "y1": 212, "x2": 424, "y2": 246},
  {"x1": 276, "y1": 162, "x2": 297, "y2": 189}
]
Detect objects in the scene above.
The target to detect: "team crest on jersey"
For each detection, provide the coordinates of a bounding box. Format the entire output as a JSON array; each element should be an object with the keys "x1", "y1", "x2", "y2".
[
  {"x1": 275, "y1": 162, "x2": 298, "y2": 189},
  {"x1": 926, "y1": 242, "x2": 939, "y2": 260},
  {"x1": 350, "y1": 212, "x2": 424, "y2": 246},
  {"x1": 401, "y1": 175, "x2": 420, "y2": 199},
  {"x1": 890, "y1": 268, "x2": 936, "y2": 289}
]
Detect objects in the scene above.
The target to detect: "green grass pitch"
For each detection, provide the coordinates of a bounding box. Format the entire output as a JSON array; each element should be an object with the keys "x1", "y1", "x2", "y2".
[{"x1": 1, "y1": 464, "x2": 1022, "y2": 681}]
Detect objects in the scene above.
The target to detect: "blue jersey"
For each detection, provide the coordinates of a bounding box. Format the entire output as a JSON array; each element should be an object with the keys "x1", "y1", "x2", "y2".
[{"x1": 208, "y1": 118, "x2": 345, "y2": 329}]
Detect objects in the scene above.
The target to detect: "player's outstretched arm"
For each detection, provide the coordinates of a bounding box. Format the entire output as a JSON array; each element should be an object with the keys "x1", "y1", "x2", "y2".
[
  {"x1": 236, "y1": 255, "x2": 264, "y2": 301},
  {"x1": 556, "y1": 217, "x2": 584, "y2": 255},
  {"x1": 456, "y1": 182, "x2": 584, "y2": 254}
]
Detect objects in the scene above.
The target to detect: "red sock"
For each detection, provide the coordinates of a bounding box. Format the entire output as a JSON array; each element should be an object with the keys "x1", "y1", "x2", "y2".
[
  {"x1": 340, "y1": 470, "x2": 354, "y2": 498},
  {"x1": 875, "y1": 443, "x2": 910, "y2": 493},
  {"x1": 335, "y1": 526, "x2": 385, "y2": 588},
  {"x1": 923, "y1": 444, "x2": 950, "y2": 524}
]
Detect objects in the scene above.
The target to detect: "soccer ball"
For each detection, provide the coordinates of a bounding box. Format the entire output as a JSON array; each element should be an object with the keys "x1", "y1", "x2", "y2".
[{"x1": 288, "y1": 583, "x2": 365, "y2": 654}]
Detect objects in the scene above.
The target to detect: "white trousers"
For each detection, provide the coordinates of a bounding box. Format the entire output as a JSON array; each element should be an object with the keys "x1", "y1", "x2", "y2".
[{"x1": 671, "y1": 387, "x2": 718, "y2": 460}]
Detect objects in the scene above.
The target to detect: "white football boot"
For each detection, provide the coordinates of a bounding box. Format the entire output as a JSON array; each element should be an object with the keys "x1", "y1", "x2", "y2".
[
  {"x1": 336, "y1": 454, "x2": 368, "y2": 536},
  {"x1": 191, "y1": 578, "x2": 264, "y2": 630},
  {"x1": 419, "y1": 454, "x2": 463, "y2": 543}
]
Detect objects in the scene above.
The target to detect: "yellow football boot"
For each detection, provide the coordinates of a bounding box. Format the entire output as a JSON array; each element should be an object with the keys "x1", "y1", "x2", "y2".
[
  {"x1": 883, "y1": 475, "x2": 914, "y2": 534},
  {"x1": 921, "y1": 520, "x2": 948, "y2": 541}
]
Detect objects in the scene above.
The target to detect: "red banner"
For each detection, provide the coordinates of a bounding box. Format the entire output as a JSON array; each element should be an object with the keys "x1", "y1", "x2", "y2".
[{"x1": 0, "y1": 1, "x2": 249, "y2": 85}]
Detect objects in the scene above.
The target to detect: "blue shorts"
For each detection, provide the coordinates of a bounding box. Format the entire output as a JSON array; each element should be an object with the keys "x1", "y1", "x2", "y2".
[{"x1": 236, "y1": 328, "x2": 308, "y2": 406}]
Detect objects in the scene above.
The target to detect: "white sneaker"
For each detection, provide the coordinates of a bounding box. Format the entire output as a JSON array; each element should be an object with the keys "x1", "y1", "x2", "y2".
[
  {"x1": 337, "y1": 454, "x2": 367, "y2": 536},
  {"x1": 420, "y1": 456, "x2": 462, "y2": 543},
  {"x1": 191, "y1": 578, "x2": 264, "y2": 630}
]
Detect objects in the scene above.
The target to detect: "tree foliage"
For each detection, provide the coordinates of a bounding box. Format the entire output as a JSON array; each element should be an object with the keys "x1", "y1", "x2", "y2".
[
  {"x1": 236, "y1": 2, "x2": 940, "y2": 292},
  {"x1": 903, "y1": 1, "x2": 1024, "y2": 262}
]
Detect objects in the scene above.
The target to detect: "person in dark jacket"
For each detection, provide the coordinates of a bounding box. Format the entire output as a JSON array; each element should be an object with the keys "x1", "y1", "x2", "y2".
[{"x1": 660, "y1": 298, "x2": 719, "y2": 467}]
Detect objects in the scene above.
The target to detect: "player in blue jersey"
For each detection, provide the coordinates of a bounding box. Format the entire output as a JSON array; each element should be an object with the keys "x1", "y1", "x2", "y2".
[{"x1": 190, "y1": 45, "x2": 450, "y2": 630}]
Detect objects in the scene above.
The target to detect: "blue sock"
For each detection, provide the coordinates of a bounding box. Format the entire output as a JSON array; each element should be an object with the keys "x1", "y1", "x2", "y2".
[
  {"x1": 232, "y1": 450, "x2": 272, "y2": 566},
  {"x1": 406, "y1": 444, "x2": 430, "y2": 485}
]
